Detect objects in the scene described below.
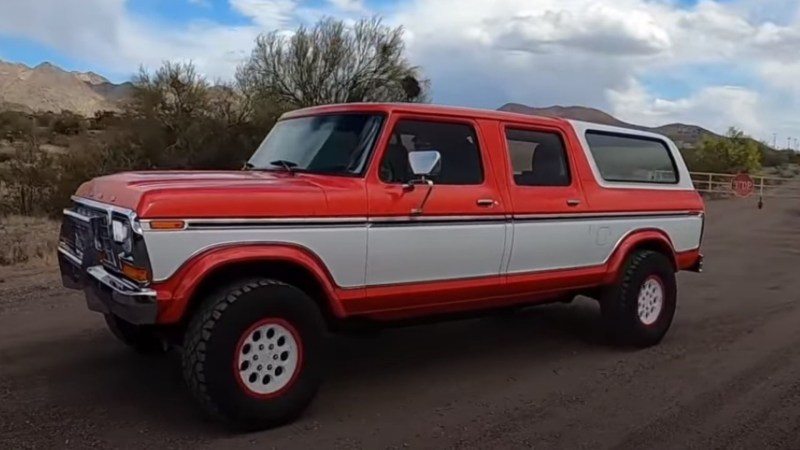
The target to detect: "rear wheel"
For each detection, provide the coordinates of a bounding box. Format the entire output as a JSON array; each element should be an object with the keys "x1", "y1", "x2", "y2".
[
  {"x1": 104, "y1": 314, "x2": 168, "y2": 355},
  {"x1": 600, "y1": 250, "x2": 677, "y2": 348},
  {"x1": 181, "y1": 278, "x2": 328, "y2": 431}
]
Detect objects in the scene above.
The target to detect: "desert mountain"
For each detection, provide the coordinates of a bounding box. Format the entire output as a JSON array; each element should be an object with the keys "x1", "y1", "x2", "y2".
[
  {"x1": 0, "y1": 60, "x2": 730, "y2": 148},
  {"x1": 498, "y1": 103, "x2": 719, "y2": 148},
  {"x1": 0, "y1": 60, "x2": 129, "y2": 116}
]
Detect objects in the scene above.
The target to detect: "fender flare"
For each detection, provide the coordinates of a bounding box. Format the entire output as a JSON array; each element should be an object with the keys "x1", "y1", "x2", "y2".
[
  {"x1": 154, "y1": 243, "x2": 347, "y2": 324},
  {"x1": 602, "y1": 229, "x2": 677, "y2": 284}
]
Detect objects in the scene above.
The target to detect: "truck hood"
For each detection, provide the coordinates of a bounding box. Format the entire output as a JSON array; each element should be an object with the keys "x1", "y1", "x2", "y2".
[{"x1": 74, "y1": 170, "x2": 366, "y2": 218}]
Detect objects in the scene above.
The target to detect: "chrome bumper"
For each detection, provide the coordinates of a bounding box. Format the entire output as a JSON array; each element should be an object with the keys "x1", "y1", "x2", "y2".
[{"x1": 58, "y1": 245, "x2": 158, "y2": 325}]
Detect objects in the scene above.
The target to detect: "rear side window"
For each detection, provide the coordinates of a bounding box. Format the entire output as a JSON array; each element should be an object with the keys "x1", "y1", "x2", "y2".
[
  {"x1": 585, "y1": 131, "x2": 678, "y2": 184},
  {"x1": 504, "y1": 128, "x2": 571, "y2": 186}
]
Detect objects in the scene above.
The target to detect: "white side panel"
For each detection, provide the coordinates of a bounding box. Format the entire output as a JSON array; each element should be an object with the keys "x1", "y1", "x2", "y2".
[
  {"x1": 507, "y1": 215, "x2": 702, "y2": 274},
  {"x1": 366, "y1": 223, "x2": 507, "y2": 286},
  {"x1": 142, "y1": 215, "x2": 700, "y2": 287},
  {"x1": 143, "y1": 227, "x2": 368, "y2": 287}
]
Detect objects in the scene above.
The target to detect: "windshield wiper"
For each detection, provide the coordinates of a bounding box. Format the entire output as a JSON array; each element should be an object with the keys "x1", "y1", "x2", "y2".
[
  {"x1": 269, "y1": 159, "x2": 299, "y2": 173},
  {"x1": 242, "y1": 162, "x2": 255, "y2": 170}
]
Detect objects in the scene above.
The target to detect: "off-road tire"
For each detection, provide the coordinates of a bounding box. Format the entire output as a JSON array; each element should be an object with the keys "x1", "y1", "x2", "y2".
[
  {"x1": 181, "y1": 278, "x2": 328, "y2": 431},
  {"x1": 104, "y1": 314, "x2": 168, "y2": 355},
  {"x1": 600, "y1": 250, "x2": 677, "y2": 348}
]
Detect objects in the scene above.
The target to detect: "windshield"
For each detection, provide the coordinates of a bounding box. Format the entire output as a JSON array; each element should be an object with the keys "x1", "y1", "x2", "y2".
[{"x1": 246, "y1": 113, "x2": 386, "y2": 175}]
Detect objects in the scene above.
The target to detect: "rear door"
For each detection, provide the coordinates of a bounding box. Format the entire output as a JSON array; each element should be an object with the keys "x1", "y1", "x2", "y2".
[
  {"x1": 365, "y1": 114, "x2": 508, "y2": 288},
  {"x1": 500, "y1": 123, "x2": 593, "y2": 277}
]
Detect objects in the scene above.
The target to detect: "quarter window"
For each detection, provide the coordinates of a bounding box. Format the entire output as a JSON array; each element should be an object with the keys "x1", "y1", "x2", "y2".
[
  {"x1": 504, "y1": 128, "x2": 571, "y2": 186},
  {"x1": 379, "y1": 119, "x2": 484, "y2": 185},
  {"x1": 585, "y1": 131, "x2": 678, "y2": 184}
]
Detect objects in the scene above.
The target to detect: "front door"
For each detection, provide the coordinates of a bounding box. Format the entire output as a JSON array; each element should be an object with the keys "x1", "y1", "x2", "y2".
[{"x1": 365, "y1": 115, "x2": 508, "y2": 290}]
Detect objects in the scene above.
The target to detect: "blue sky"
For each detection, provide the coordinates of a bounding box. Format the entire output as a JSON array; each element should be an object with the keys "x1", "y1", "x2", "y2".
[{"x1": 1, "y1": 0, "x2": 799, "y2": 142}]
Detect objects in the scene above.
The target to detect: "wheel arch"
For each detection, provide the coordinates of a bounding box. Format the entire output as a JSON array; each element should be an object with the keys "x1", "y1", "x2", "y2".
[
  {"x1": 602, "y1": 229, "x2": 677, "y2": 284},
  {"x1": 155, "y1": 243, "x2": 347, "y2": 327}
]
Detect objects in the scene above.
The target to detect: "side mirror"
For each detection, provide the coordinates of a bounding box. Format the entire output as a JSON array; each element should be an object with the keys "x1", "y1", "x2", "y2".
[
  {"x1": 405, "y1": 150, "x2": 441, "y2": 216},
  {"x1": 408, "y1": 150, "x2": 441, "y2": 177}
]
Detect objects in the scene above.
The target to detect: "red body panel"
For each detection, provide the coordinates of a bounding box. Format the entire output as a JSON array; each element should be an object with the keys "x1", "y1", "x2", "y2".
[
  {"x1": 82, "y1": 103, "x2": 703, "y2": 325},
  {"x1": 75, "y1": 170, "x2": 368, "y2": 218}
]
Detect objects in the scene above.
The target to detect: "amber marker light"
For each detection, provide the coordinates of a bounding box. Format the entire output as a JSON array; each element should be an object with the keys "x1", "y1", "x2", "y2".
[
  {"x1": 121, "y1": 260, "x2": 151, "y2": 283},
  {"x1": 149, "y1": 220, "x2": 186, "y2": 230}
]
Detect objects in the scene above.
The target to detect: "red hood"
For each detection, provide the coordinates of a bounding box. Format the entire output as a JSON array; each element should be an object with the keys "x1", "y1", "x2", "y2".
[{"x1": 74, "y1": 170, "x2": 366, "y2": 218}]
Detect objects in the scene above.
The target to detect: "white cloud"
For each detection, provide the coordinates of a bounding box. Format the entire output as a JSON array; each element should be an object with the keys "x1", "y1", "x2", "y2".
[
  {"x1": 607, "y1": 78, "x2": 764, "y2": 135},
  {"x1": 326, "y1": 0, "x2": 367, "y2": 13},
  {"x1": 390, "y1": 0, "x2": 800, "y2": 142},
  {"x1": 1, "y1": 0, "x2": 800, "y2": 142},
  {"x1": 229, "y1": 0, "x2": 298, "y2": 29},
  {"x1": 485, "y1": 4, "x2": 673, "y2": 56}
]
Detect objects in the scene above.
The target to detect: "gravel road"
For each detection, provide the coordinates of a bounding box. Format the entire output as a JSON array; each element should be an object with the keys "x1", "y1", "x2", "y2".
[{"x1": 2, "y1": 194, "x2": 800, "y2": 450}]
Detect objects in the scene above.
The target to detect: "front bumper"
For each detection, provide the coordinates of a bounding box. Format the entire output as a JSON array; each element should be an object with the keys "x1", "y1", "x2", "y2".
[{"x1": 59, "y1": 245, "x2": 158, "y2": 325}]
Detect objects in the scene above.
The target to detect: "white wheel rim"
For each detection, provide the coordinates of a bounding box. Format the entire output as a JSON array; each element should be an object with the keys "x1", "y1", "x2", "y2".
[
  {"x1": 235, "y1": 321, "x2": 301, "y2": 396},
  {"x1": 637, "y1": 276, "x2": 664, "y2": 326}
]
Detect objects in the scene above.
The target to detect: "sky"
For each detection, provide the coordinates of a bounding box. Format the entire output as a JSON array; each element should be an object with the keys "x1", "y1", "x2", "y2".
[{"x1": 1, "y1": 0, "x2": 800, "y2": 145}]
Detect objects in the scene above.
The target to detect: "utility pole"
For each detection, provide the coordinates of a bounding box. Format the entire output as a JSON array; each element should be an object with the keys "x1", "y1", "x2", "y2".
[
  {"x1": 773, "y1": 132, "x2": 777, "y2": 148},
  {"x1": 788, "y1": 137, "x2": 792, "y2": 150}
]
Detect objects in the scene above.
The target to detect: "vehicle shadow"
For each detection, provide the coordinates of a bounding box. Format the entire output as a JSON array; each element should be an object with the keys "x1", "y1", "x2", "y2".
[
  {"x1": 0, "y1": 297, "x2": 615, "y2": 441},
  {"x1": 331, "y1": 296, "x2": 609, "y2": 374},
  {"x1": 307, "y1": 297, "x2": 619, "y2": 418}
]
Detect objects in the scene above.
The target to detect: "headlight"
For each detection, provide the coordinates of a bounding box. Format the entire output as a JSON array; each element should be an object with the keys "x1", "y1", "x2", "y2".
[{"x1": 111, "y1": 219, "x2": 133, "y2": 254}]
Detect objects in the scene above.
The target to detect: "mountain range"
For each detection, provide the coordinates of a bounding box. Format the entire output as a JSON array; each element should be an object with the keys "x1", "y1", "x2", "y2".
[
  {"x1": 0, "y1": 59, "x2": 718, "y2": 147},
  {"x1": 498, "y1": 103, "x2": 718, "y2": 148},
  {"x1": 0, "y1": 60, "x2": 132, "y2": 116}
]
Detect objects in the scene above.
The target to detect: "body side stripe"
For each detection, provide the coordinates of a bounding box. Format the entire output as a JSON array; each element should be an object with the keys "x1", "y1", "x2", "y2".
[{"x1": 144, "y1": 210, "x2": 702, "y2": 231}]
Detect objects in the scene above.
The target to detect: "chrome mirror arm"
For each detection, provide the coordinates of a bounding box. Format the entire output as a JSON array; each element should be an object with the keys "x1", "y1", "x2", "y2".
[{"x1": 410, "y1": 178, "x2": 434, "y2": 215}]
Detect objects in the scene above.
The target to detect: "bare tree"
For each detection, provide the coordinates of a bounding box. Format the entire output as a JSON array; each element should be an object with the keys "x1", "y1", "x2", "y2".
[{"x1": 236, "y1": 16, "x2": 430, "y2": 108}]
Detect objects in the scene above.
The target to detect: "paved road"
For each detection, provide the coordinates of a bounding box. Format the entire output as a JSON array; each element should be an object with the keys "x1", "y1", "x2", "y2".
[{"x1": 2, "y1": 194, "x2": 800, "y2": 450}]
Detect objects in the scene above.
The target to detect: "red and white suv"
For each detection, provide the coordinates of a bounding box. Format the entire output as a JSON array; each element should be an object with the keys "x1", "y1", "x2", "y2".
[{"x1": 58, "y1": 102, "x2": 705, "y2": 430}]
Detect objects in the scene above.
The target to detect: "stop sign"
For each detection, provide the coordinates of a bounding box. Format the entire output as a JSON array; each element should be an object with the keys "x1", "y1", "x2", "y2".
[{"x1": 730, "y1": 173, "x2": 755, "y2": 198}]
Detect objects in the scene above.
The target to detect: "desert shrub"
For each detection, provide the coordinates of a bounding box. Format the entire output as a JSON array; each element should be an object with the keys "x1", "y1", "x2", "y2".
[
  {"x1": 0, "y1": 110, "x2": 33, "y2": 141},
  {"x1": 689, "y1": 127, "x2": 762, "y2": 174},
  {"x1": 88, "y1": 110, "x2": 122, "y2": 130},
  {"x1": 0, "y1": 138, "x2": 59, "y2": 216},
  {"x1": 0, "y1": 215, "x2": 59, "y2": 267},
  {"x1": 0, "y1": 15, "x2": 430, "y2": 222},
  {"x1": 761, "y1": 147, "x2": 790, "y2": 168},
  {"x1": 51, "y1": 110, "x2": 85, "y2": 135}
]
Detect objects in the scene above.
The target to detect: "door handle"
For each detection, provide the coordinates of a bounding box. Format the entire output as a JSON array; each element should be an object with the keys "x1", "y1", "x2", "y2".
[
  {"x1": 566, "y1": 199, "x2": 581, "y2": 207},
  {"x1": 476, "y1": 198, "x2": 496, "y2": 207}
]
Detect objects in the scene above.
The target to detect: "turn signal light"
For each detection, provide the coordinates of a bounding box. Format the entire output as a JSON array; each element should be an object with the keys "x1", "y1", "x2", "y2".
[
  {"x1": 121, "y1": 261, "x2": 151, "y2": 283},
  {"x1": 149, "y1": 220, "x2": 186, "y2": 230}
]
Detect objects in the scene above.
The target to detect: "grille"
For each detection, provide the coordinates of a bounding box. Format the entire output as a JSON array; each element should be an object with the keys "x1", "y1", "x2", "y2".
[{"x1": 62, "y1": 202, "x2": 119, "y2": 269}]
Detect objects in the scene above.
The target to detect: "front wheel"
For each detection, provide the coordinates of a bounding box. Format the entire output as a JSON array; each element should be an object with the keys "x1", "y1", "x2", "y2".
[
  {"x1": 181, "y1": 278, "x2": 328, "y2": 431},
  {"x1": 599, "y1": 250, "x2": 677, "y2": 348}
]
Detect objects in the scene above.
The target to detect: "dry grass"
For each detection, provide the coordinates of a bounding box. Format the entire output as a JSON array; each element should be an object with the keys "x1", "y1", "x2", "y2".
[{"x1": 0, "y1": 215, "x2": 59, "y2": 267}]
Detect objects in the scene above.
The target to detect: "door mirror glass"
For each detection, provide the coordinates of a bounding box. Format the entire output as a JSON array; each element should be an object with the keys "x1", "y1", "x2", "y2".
[{"x1": 408, "y1": 150, "x2": 441, "y2": 177}]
